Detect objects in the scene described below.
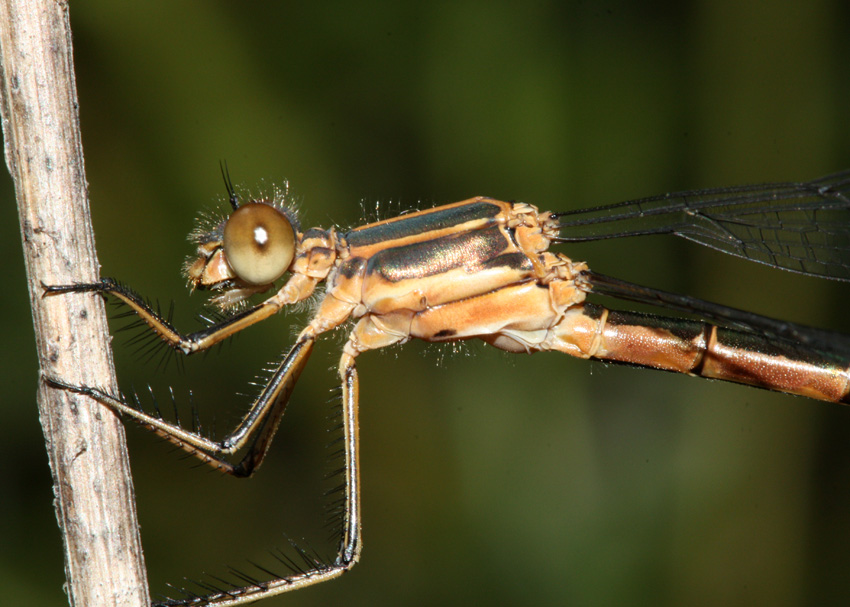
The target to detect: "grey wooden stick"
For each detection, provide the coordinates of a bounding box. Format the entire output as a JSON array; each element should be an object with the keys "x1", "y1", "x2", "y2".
[{"x1": 0, "y1": 1, "x2": 150, "y2": 605}]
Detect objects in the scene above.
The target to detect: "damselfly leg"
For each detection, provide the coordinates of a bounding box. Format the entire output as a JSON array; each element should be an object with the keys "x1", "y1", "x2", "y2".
[{"x1": 43, "y1": 284, "x2": 361, "y2": 605}]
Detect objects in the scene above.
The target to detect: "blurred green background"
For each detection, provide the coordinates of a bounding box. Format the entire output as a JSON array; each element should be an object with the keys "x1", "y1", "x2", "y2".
[{"x1": 3, "y1": 2, "x2": 850, "y2": 606}]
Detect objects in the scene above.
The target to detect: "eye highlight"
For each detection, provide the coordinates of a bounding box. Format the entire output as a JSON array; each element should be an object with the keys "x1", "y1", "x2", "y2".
[{"x1": 222, "y1": 202, "x2": 295, "y2": 285}]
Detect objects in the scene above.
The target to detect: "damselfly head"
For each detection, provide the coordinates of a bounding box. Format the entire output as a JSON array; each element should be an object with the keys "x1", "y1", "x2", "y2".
[{"x1": 185, "y1": 189, "x2": 301, "y2": 309}]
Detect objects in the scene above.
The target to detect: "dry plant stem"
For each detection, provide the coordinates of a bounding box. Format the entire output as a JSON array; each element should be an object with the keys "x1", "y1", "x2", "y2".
[{"x1": 0, "y1": 1, "x2": 150, "y2": 606}]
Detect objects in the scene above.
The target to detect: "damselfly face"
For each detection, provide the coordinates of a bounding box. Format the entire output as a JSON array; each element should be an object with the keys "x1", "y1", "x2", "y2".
[{"x1": 184, "y1": 193, "x2": 301, "y2": 309}]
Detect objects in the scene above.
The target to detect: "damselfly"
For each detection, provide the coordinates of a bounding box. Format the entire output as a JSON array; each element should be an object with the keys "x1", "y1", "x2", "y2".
[{"x1": 44, "y1": 169, "x2": 850, "y2": 606}]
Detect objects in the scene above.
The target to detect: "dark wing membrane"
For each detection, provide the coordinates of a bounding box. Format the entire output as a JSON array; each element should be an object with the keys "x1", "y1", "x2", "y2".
[
  {"x1": 554, "y1": 170, "x2": 850, "y2": 282},
  {"x1": 579, "y1": 271, "x2": 850, "y2": 361}
]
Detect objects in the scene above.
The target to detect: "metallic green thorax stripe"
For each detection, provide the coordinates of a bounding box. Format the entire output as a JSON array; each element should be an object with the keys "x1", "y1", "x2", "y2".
[
  {"x1": 366, "y1": 225, "x2": 511, "y2": 282},
  {"x1": 344, "y1": 200, "x2": 501, "y2": 248}
]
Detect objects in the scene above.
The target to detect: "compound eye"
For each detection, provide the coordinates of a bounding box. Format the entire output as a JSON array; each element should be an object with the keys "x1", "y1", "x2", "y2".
[{"x1": 222, "y1": 203, "x2": 295, "y2": 285}]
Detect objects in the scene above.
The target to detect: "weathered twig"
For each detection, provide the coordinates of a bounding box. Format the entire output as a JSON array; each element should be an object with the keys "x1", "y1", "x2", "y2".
[{"x1": 0, "y1": 1, "x2": 150, "y2": 605}]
